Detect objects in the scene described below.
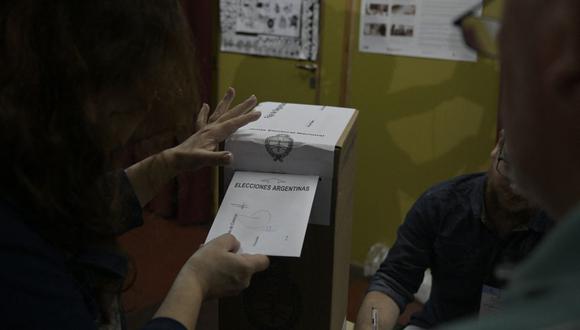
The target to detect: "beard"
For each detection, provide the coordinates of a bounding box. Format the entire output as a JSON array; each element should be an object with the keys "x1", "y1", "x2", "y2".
[{"x1": 488, "y1": 181, "x2": 539, "y2": 223}]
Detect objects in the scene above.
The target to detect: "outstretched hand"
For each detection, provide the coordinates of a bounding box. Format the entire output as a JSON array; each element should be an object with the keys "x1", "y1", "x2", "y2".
[
  {"x1": 124, "y1": 88, "x2": 259, "y2": 208},
  {"x1": 169, "y1": 87, "x2": 260, "y2": 172}
]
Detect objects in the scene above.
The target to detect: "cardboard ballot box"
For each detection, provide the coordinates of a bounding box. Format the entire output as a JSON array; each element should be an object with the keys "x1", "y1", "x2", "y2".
[{"x1": 219, "y1": 103, "x2": 358, "y2": 330}]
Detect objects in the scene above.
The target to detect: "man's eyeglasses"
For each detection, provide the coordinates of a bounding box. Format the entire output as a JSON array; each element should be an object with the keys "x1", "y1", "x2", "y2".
[
  {"x1": 454, "y1": 1, "x2": 501, "y2": 58},
  {"x1": 496, "y1": 140, "x2": 511, "y2": 180}
]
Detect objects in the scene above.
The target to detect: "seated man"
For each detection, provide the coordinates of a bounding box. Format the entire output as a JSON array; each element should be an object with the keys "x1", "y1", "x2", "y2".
[{"x1": 355, "y1": 135, "x2": 554, "y2": 330}]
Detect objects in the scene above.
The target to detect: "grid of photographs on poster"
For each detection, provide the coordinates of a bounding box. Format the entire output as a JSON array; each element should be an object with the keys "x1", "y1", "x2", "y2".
[
  {"x1": 220, "y1": 0, "x2": 319, "y2": 61},
  {"x1": 359, "y1": 0, "x2": 482, "y2": 62}
]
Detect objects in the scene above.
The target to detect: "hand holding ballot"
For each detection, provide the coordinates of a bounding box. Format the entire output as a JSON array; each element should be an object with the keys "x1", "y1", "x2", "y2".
[
  {"x1": 206, "y1": 171, "x2": 319, "y2": 257},
  {"x1": 154, "y1": 234, "x2": 269, "y2": 328},
  {"x1": 129, "y1": 89, "x2": 270, "y2": 328},
  {"x1": 183, "y1": 234, "x2": 270, "y2": 299}
]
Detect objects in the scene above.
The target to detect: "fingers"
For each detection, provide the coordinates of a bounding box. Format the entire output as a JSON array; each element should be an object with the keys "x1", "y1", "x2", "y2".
[
  {"x1": 211, "y1": 111, "x2": 261, "y2": 142},
  {"x1": 196, "y1": 103, "x2": 210, "y2": 131},
  {"x1": 210, "y1": 87, "x2": 236, "y2": 122},
  {"x1": 210, "y1": 233, "x2": 241, "y2": 252},
  {"x1": 218, "y1": 95, "x2": 258, "y2": 123},
  {"x1": 241, "y1": 254, "x2": 270, "y2": 272}
]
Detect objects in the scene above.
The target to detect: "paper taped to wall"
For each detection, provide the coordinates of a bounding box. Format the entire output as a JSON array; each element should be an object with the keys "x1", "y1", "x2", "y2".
[
  {"x1": 359, "y1": 0, "x2": 483, "y2": 62},
  {"x1": 206, "y1": 171, "x2": 319, "y2": 257},
  {"x1": 220, "y1": 0, "x2": 319, "y2": 60}
]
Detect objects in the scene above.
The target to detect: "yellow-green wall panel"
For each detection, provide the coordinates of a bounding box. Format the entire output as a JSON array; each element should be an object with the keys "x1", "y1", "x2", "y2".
[
  {"x1": 217, "y1": 54, "x2": 317, "y2": 104},
  {"x1": 317, "y1": 0, "x2": 351, "y2": 106}
]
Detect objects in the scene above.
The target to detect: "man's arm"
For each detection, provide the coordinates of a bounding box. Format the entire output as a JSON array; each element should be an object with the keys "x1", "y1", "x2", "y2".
[
  {"x1": 354, "y1": 193, "x2": 438, "y2": 329},
  {"x1": 355, "y1": 291, "x2": 400, "y2": 330}
]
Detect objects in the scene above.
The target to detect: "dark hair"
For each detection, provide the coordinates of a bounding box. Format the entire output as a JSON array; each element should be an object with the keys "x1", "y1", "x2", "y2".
[{"x1": 0, "y1": 0, "x2": 198, "y2": 322}]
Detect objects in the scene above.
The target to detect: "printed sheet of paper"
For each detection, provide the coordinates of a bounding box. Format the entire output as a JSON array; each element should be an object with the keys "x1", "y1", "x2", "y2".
[
  {"x1": 236, "y1": 0, "x2": 302, "y2": 37},
  {"x1": 206, "y1": 171, "x2": 319, "y2": 257},
  {"x1": 359, "y1": 0, "x2": 482, "y2": 62},
  {"x1": 236, "y1": 102, "x2": 356, "y2": 151},
  {"x1": 220, "y1": 0, "x2": 319, "y2": 60}
]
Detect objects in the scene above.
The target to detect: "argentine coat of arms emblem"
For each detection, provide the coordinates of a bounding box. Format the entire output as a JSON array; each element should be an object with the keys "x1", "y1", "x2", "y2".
[{"x1": 265, "y1": 134, "x2": 294, "y2": 162}]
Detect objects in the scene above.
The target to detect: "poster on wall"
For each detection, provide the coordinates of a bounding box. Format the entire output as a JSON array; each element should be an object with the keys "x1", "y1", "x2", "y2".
[
  {"x1": 220, "y1": 0, "x2": 320, "y2": 61},
  {"x1": 359, "y1": 0, "x2": 483, "y2": 62}
]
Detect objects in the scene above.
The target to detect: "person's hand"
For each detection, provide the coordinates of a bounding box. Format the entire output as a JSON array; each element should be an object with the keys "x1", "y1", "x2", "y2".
[
  {"x1": 167, "y1": 87, "x2": 260, "y2": 173},
  {"x1": 182, "y1": 234, "x2": 270, "y2": 300}
]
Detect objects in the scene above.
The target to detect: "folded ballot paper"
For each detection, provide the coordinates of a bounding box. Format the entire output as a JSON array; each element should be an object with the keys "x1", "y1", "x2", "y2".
[
  {"x1": 206, "y1": 102, "x2": 356, "y2": 257},
  {"x1": 205, "y1": 171, "x2": 318, "y2": 257}
]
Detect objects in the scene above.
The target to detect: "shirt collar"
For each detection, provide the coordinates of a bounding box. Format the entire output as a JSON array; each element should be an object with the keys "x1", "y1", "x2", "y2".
[
  {"x1": 526, "y1": 211, "x2": 554, "y2": 233},
  {"x1": 471, "y1": 173, "x2": 487, "y2": 223}
]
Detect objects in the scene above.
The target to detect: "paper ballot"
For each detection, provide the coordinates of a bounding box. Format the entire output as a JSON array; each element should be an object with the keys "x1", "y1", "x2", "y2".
[{"x1": 206, "y1": 171, "x2": 319, "y2": 257}]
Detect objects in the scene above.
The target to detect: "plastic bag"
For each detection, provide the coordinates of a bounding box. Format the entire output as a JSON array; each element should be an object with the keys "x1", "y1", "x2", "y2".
[{"x1": 363, "y1": 243, "x2": 390, "y2": 277}]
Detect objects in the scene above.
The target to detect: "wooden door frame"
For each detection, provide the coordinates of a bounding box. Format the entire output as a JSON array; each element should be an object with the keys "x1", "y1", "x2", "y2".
[{"x1": 181, "y1": 0, "x2": 219, "y2": 105}]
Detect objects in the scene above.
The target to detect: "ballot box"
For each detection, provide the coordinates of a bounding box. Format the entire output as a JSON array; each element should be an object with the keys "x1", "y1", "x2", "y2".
[{"x1": 218, "y1": 102, "x2": 358, "y2": 330}]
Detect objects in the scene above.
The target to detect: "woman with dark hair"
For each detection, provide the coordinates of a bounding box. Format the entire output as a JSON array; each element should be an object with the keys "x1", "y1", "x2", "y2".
[{"x1": 0, "y1": 1, "x2": 269, "y2": 329}]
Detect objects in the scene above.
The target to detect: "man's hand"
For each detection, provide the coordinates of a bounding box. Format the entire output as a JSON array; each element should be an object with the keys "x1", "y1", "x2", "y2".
[
  {"x1": 167, "y1": 87, "x2": 260, "y2": 173},
  {"x1": 183, "y1": 234, "x2": 270, "y2": 300},
  {"x1": 355, "y1": 291, "x2": 400, "y2": 330}
]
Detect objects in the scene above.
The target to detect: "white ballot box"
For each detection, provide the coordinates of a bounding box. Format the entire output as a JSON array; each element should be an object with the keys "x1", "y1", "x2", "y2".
[{"x1": 219, "y1": 102, "x2": 358, "y2": 330}]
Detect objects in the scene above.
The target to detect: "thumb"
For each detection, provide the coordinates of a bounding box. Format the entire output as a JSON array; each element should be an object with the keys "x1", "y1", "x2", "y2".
[
  {"x1": 241, "y1": 254, "x2": 270, "y2": 272},
  {"x1": 211, "y1": 233, "x2": 241, "y2": 252}
]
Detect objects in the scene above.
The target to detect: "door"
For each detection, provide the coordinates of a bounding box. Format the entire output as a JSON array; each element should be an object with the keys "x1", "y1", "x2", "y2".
[{"x1": 217, "y1": 0, "x2": 357, "y2": 107}]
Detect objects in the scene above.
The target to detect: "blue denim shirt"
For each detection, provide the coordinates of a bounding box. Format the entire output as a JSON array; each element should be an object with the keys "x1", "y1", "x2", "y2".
[
  {"x1": 368, "y1": 173, "x2": 553, "y2": 329},
  {"x1": 0, "y1": 171, "x2": 185, "y2": 330}
]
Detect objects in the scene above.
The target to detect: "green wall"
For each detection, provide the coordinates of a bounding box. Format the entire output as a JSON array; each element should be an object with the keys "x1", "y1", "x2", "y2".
[{"x1": 348, "y1": 0, "x2": 503, "y2": 263}]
